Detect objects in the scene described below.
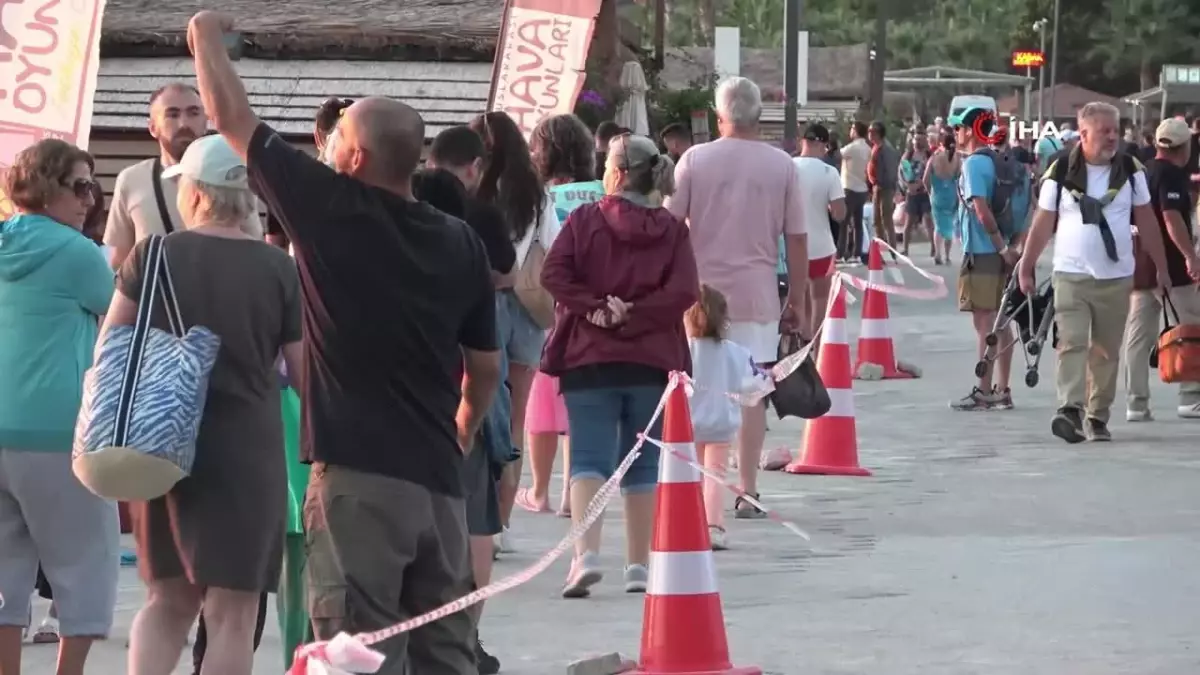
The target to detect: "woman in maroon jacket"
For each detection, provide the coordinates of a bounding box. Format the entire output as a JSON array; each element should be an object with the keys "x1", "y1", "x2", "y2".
[{"x1": 540, "y1": 134, "x2": 699, "y2": 598}]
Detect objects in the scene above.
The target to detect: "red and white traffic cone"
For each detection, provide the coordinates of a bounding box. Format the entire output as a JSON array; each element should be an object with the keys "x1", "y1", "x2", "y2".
[
  {"x1": 632, "y1": 382, "x2": 761, "y2": 675},
  {"x1": 855, "y1": 239, "x2": 912, "y2": 379},
  {"x1": 785, "y1": 285, "x2": 871, "y2": 476}
]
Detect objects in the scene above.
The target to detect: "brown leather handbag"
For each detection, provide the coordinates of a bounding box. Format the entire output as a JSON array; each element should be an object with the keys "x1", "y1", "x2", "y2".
[{"x1": 1152, "y1": 291, "x2": 1200, "y2": 383}]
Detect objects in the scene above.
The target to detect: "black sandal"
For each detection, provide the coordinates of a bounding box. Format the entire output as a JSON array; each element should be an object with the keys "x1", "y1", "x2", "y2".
[{"x1": 734, "y1": 492, "x2": 767, "y2": 520}]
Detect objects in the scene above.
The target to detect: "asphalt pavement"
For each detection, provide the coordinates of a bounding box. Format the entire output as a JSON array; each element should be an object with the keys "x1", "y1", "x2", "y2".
[{"x1": 22, "y1": 258, "x2": 1200, "y2": 674}]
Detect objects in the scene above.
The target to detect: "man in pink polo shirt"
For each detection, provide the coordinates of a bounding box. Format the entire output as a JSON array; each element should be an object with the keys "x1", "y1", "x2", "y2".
[{"x1": 666, "y1": 76, "x2": 808, "y2": 519}]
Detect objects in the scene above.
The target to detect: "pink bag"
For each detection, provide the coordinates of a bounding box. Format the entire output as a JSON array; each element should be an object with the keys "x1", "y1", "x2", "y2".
[{"x1": 526, "y1": 371, "x2": 569, "y2": 434}]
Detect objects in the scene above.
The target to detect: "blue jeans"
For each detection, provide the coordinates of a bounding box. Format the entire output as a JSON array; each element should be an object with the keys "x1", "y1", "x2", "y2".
[
  {"x1": 497, "y1": 290, "x2": 545, "y2": 368},
  {"x1": 483, "y1": 293, "x2": 516, "y2": 465},
  {"x1": 562, "y1": 386, "x2": 663, "y2": 494}
]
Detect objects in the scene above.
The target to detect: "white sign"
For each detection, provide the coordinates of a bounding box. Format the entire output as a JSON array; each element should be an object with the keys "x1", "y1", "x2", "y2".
[
  {"x1": 713, "y1": 27, "x2": 740, "y2": 80},
  {"x1": 791, "y1": 31, "x2": 808, "y2": 107}
]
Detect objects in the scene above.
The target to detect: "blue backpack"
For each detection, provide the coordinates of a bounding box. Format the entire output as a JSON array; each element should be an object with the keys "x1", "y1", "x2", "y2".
[{"x1": 960, "y1": 147, "x2": 1029, "y2": 240}]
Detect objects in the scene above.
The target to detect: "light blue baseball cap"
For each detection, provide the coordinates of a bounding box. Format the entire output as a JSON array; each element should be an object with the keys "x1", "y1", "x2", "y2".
[{"x1": 161, "y1": 134, "x2": 249, "y2": 188}]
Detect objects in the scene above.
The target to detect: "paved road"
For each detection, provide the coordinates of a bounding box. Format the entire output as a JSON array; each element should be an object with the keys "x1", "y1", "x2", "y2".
[{"x1": 22, "y1": 261, "x2": 1200, "y2": 674}]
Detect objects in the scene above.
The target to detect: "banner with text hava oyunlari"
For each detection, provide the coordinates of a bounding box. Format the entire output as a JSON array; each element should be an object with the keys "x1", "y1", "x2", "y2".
[
  {"x1": 487, "y1": 0, "x2": 602, "y2": 138},
  {"x1": 0, "y1": 0, "x2": 107, "y2": 218}
]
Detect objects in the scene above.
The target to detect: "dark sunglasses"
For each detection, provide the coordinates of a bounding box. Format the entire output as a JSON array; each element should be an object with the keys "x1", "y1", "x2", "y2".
[{"x1": 65, "y1": 178, "x2": 98, "y2": 200}]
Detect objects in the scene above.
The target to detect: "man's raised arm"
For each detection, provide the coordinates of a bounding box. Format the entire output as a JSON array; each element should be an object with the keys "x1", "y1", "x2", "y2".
[{"x1": 187, "y1": 12, "x2": 260, "y2": 159}]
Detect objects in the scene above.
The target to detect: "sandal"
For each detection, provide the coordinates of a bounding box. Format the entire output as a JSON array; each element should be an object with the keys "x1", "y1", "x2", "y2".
[
  {"x1": 514, "y1": 487, "x2": 551, "y2": 514},
  {"x1": 734, "y1": 492, "x2": 767, "y2": 520},
  {"x1": 31, "y1": 618, "x2": 59, "y2": 644}
]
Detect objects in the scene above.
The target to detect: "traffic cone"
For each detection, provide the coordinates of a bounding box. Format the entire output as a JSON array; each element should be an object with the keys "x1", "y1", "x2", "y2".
[
  {"x1": 632, "y1": 383, "x2": 761, "y2": 675},
  {"x1": 855, "y1": 240, "x2": 912, "y2": 379},
  {"x1": 785, "y1": 286, "x2": 871, "y2": 476}
]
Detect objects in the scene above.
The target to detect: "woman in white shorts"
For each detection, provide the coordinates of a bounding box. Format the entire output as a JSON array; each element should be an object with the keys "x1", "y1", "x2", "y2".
[{"x1": 0, "y1": 140, "x2": 119, "y2": 674}]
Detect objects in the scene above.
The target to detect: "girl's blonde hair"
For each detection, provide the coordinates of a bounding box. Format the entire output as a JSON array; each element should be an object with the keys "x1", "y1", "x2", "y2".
[{"x1": 684, "y1": 284, "x2": 728, "y2": 340}]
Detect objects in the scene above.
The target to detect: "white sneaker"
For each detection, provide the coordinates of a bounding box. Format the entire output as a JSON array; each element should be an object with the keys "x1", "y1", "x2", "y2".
[
  {"x1": 493, "y1": 528, "x2": 513, "y2": 554},
  {"x1": 623, "y1": 564, "x2": 648, "y2": 593},
  {"x1": 562, "y1": 552, "x2": 603, "y2": 598},
  {"x1": 1178, "y1": 403, "x2": 1200, "y2": 419},
  {"x1": 709, "y1": 526, "x2": 728, "y2": 551},
  {"x1": 1126, "y1": 409, "x2": 1154, "y2": 422}
]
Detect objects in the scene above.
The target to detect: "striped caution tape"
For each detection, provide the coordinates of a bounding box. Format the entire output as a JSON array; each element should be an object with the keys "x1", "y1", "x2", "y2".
[{"x1": 286, "y1": 239, "x2": 951, "y2": 673}]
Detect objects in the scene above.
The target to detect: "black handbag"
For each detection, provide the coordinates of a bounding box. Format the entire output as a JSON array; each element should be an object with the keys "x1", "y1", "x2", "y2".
[{"x1": 768, "y1": 334, "x2": 832, "y2": 419}]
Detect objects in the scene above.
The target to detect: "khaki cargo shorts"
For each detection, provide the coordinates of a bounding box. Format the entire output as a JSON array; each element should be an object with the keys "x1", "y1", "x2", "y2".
[{"x1": 958, "y1": 253, "x2": 1009, "y2": 313}]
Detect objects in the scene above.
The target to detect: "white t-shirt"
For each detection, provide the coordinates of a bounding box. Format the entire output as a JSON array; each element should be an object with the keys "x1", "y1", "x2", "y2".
[
  {"x1": 792, "y1": 156, "x2": 844, "y2": 260},
  {"x1": 514, "y1": 190, "x2": 562, "y2": 269},
  {"x1": 687, "y1": 338, "x2": 762, "y2": 442},
  {"x1": 840, "y1": 139, "x2": 871, "y2": 193},
  {"x1": 1038, "y1": 166, "x2": 1150, "y2": 279}
]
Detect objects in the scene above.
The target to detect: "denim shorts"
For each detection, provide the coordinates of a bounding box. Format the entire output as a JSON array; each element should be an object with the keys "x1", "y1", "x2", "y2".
[
  {"x1": 497, "y1": 290, "x2": 545, "y2": 368},
  {"x1": 562, "y1": 386, "x2": 663, "y2": 494},
  {"x1": 487, "y1": 293, "x2": 517, "y2": 463}
]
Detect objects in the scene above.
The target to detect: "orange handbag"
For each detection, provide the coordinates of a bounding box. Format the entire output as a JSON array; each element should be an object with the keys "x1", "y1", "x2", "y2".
[{"x1": 1153, "y1": 291, "x2": 1200, "y2": 384}]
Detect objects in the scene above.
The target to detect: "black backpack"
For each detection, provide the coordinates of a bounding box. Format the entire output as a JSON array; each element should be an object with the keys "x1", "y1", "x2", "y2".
[{"x1": 1045, "y1": 152, "x2": 1140, "y2": 227}]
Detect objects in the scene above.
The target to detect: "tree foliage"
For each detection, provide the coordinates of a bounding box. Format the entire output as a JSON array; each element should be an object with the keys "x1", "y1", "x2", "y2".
[{"x1": 643, "y1": 0, "x2": 1200, "y2": 96}]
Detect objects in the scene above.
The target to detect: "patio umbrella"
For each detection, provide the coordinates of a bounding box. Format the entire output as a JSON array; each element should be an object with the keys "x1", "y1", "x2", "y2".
[{"x1": 615, "y1": 61, "x2": 650, "y2": 136}]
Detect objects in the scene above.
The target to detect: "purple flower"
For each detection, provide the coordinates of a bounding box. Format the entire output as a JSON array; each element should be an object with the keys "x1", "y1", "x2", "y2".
[{"x1": 579, "y1": 89, "x2": 606, "y2": 107}]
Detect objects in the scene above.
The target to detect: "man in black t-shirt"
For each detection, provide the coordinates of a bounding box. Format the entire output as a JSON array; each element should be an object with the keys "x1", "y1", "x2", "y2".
[
  {"x1": 425, "y1": 124, "x2": 517, "y2": 674},
  {"x1": 1126, "y1": 117, "x2": 1200, "y2": 421},
  {"x1": 188, "y1": 11, "x2": 501, "y2": 672},
  {"x1": 426, "y1": 126, "x2": 516, "y2": 282},
  {"x1": 1186, "y1": 115, "x2": 1200, "y2": 206}
]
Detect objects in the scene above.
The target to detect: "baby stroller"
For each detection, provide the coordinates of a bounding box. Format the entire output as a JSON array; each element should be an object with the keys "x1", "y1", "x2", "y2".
[{"x1": 974, "y1": 275, "x2": 1056, "y2": 387}]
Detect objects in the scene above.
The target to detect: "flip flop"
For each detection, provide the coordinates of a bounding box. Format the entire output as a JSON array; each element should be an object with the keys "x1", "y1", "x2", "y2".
[{"x1": 514, "y1": 487, "x2": 551, "y2": 514}]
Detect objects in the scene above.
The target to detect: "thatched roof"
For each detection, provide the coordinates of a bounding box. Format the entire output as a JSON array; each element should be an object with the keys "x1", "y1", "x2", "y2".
[
  {"x1": 101, "y1": 0, "x2": 502, "y2": 60},
  {"x1": 660, "y1": 44, "x2": 869, "y2": 100}
]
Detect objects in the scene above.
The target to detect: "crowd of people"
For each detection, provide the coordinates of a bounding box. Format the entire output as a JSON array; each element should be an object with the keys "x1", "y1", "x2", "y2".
[
  {"x1": 0, "y1": 9, "x2": 1196, "y2": 675},
  {"x1": 0, "y1": 9, "x2": 823, "y2": 674}
]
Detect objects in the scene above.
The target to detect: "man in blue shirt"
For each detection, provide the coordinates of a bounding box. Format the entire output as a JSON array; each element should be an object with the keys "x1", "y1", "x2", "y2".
[{"x1": 948, "y1": 107, "x2": 1027, "y2": 411}]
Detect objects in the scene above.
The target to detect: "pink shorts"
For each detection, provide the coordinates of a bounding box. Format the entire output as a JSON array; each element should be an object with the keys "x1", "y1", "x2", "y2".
[{"x1": 525, "y1": 371, "x2": 569, "y2": 435}]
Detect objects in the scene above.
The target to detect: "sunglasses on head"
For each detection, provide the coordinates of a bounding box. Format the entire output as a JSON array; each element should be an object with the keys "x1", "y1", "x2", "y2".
[{"x1": 65, "y1": 178, "x2": 97, "y2": 200}]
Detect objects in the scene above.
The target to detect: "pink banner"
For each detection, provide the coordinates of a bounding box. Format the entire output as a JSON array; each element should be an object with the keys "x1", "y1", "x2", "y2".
[
  {"x1": 488, "y1": 0, "x2": 602, "y2": 136},
  {"x1": 0, "y1": 0, "x2": 106, "y2": 216}
]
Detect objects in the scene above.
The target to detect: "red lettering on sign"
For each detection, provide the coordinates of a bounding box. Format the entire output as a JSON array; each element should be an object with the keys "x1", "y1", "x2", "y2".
[
  {"x1": 0, "y1": 0, "x2": 62, "y2": 114},
  {"x1": 500, "y1": 14, "x2": 575, "y2": 132}
]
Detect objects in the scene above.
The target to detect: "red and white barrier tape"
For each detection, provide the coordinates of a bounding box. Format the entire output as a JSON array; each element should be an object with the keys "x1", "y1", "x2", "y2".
[
  {"x1": 289, "y1": 374, "x2": 682, "y2": 674},
  {"x1": 290, "y1": 239, "x2": 948, "y2": 674}
]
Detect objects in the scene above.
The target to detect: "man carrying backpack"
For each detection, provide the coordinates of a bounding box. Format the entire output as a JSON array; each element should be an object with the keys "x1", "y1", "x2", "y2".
[
  {"x1": 1018, "y1": 102, "x2": 1171, "y2": 444},
  {"x1": 948, "y1": 106, "x2": 1026, "y2": 412}
]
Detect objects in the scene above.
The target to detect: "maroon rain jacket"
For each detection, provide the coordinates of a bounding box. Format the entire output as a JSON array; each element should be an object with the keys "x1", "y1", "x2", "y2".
[{"x1": 539, "y1": 195, "x2": 699, "y2": 377}]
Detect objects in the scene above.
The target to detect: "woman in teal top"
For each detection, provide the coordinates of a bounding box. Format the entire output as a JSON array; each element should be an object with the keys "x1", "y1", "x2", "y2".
[
  {"x1": 0, "y1": 140, "x2": 117, "y2": 674},
  {"x1": 924, "y1": 131, "x2": 961, "y2": 264}
]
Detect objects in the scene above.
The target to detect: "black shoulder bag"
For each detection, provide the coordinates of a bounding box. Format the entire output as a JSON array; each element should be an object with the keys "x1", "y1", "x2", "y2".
[{"x1": 152, "y1": 158, "x2": 175, "y2": 234}]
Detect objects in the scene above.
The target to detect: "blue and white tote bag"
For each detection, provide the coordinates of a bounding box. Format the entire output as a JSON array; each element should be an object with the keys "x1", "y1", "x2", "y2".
[{"x1": 73, "y1": 235, "x2": 221, "y2": 501}]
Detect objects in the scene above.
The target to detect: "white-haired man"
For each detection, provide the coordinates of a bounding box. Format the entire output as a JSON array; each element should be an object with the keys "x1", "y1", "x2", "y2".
[
  {"x1": 666, "y1": 76, "x2": 806, "y2": 521},
  {"x1": 1019, "y1": 102, "x2": 1170, "y2": 443}
]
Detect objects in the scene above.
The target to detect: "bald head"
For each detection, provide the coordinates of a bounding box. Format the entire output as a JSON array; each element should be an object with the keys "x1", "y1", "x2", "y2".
[{"x1": 339, "y1": 97, "x2": 425, "y2": 184}]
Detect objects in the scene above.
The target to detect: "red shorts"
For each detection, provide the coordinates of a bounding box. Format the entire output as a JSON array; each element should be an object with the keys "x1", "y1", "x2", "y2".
[{"x1": 808, "y1": 255, "x2": 835, "y2": 279}]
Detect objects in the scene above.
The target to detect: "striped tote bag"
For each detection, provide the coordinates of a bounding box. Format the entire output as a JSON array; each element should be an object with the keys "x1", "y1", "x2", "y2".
[{"x1": 73, "y1": 235, "x2": 221, "y2": 501}]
